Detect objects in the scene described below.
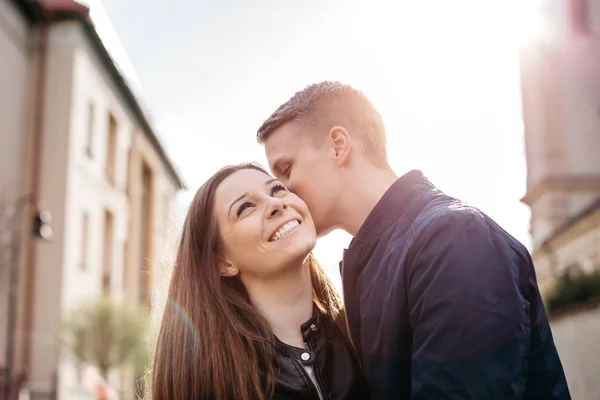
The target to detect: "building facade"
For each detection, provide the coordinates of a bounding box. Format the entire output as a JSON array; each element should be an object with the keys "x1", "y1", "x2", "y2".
[
  {"x1": 520, "y1": 0, "x2": 600, "y2": 292},
  {"x1": 0, "y1": 0, "x2": 184, "y2": 398},
  {"x1": 520, "y1": 1, "x2": 600, "y2": 398}
]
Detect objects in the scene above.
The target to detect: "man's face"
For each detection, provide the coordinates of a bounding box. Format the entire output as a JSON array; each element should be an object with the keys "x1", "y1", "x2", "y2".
[{"x1": 264, "y1": 122, "x2": 339, "y2": 236}]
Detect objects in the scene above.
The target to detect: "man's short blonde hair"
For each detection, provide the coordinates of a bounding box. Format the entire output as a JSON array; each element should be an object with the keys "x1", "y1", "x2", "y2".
[{"x1": 257, "y1": 81, "x2": 388, "y2": 167}]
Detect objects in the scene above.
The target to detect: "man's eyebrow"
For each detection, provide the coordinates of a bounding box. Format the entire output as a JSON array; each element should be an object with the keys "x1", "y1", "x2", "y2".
[{"x1": 271, "y1": 158, "x2": 285, "y2": 173}]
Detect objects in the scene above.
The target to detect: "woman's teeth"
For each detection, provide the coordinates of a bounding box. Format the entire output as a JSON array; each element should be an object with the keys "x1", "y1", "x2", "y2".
[{"x1": 270, "y1": 220, "x2": 299, "y2": 242}]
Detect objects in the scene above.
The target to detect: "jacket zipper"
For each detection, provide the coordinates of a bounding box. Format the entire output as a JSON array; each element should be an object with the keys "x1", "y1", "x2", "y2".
[{"x1": 294, "y1": 359, "x2": 325, "y2": 400}]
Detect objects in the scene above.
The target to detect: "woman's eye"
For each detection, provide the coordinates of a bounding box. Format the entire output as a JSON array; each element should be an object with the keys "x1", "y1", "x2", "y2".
[
  {"x1": 271, "y1": 184, "x2": 287, "y2": 196},
  {"x1": 237, "y1": 202, "x2": 253, "y2": 217}
]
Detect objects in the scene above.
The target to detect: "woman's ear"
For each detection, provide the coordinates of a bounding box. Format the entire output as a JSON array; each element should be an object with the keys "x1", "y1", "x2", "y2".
[{"x1": 218, "y1": 255, "x2": 239, "y2": 277}]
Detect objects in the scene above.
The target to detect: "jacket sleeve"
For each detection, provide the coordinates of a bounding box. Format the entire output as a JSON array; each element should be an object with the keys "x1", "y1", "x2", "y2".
[{"x1": 406, "y1": 208, "x2": 532, "y2": 400}]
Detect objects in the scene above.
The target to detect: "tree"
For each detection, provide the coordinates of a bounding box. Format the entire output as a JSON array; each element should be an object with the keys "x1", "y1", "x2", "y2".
[
  {"x1": 544, "y1": 266, "x2": 600, "y2": 314},
  {"x1": 59, "y1": 296, "x2": 151, "y2": 389}
]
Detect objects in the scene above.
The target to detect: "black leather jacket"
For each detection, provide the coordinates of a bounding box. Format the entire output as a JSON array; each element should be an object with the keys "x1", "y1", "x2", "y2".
[{"x1": 271, "y1": 306, "x2": 369, "y2": 400}]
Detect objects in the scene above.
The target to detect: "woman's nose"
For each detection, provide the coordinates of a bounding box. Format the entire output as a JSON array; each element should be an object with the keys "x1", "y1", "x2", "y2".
[{"x1": 267, "y1": 197, "x2": 287, "y2": 217}]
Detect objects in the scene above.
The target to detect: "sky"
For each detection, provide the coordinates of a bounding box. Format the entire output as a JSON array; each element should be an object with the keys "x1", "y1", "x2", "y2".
[{"x1": 82, "y1": 0, "x2": 542, "y2": 286}]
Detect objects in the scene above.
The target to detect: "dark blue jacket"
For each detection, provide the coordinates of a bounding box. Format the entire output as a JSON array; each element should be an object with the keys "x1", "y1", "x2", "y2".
[{"x1": 341, "y1": 170, "x2": 570, "y2": 400}]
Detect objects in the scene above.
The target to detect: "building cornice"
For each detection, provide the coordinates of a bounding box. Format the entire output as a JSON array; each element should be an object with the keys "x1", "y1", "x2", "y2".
[
  {"x1": 12, "y1": 0, "x2": 186, "y2": 189},
  {"x1": 521, "y1": 175, "x2": 600, "y2": 206},
  {"x1": 532, "y1": 197, "x2": 600, "y2": 257}
]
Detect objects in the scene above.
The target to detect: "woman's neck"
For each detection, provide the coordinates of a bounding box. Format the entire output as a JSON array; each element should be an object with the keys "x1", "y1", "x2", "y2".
[{"x1": 244, "y1": 262, "x2": 313, "y2": 348}]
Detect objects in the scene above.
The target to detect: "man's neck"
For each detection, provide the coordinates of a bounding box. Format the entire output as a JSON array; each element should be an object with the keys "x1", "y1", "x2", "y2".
[
  {"x1": 340, "y1": 165, "x2": 398, "y2": 237},
  {"x1": 244, "y1": 262, "x2": 313, "y2": 348}
]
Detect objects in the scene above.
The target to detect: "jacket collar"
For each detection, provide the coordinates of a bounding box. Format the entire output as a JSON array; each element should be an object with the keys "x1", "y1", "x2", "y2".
[
  {"x1": 274, "y1": 303, "x2": 328, "y2": 362},
  {"x1": 350, "y1": 169, "x2": 436, "y2": 245}
]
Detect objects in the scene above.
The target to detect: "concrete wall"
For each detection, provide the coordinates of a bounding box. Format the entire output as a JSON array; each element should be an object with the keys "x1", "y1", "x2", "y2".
[
  {"x1": 27, "y1": 21, "x2": 78, "y2": 396},
  {"x1": 521, "y1": 51, "x2": 566, "y2": 192},
  {"x1": 0, "y1": 6, "x2": 179, "y2": 398},
  {"x1": 532, "y1": 215, "x2": 600, "y2": 293},
  {"x1": 522, "y1": 35, "x2": 600, "y2": 247},
  {"x1": 130, "y1": 130, "x2": 178, "y2": 318},
  {"x1": 0, "y1": 0, "x2": 30, "y2": 369},
  {"x1": 61, "y1": 22, "x2": 131, "y2": 311},
  {"x1": 559, "y1": 39, "x2": 600, "y2": 179},
  {"x1": 550, "y1": 304, "x2": 600, "y2": 400},
  {"x1": 54, "y1": 19, "x2": 179, "y2": 399},
  {"x1": 57, "y1": 21, "x2": 138, "y2": 399},
  {"x1": 0, "y1": 0, "x2": 29, "y2": 195}
]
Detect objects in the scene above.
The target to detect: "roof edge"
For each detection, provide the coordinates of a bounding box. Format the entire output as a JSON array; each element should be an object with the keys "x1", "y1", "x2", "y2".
[
  {"x1": 79, "y1": 19, "x2": 186, "y2": 189},
  {"x1": 540, "y1": 197, "x2": 600, "y2": 250},
  {"x1": 13, "y1": 0, "x2": 186, "y2": 190}
]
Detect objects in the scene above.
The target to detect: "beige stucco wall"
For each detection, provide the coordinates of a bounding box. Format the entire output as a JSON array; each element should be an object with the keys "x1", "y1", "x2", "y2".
[
  {"x1": 521, "y1": 12, "x2": 600, "y2": 249},
  {"x1": 521, "y1": 49, "x2": 564, "y2": 193},
  {"x1": 550, "y1": 304, "x2": 600, "y2": 400},
  {"x1": 44, "y1": 19, "x2": 179, "y2": 400},
  {"x1": 531, "y1": 207, "x2": 600, "y2": 399},
  {"x1": 521, "y1": 40, "x2": 600, "y2": 248},
  {"x1": 559, "y1": 42, "x2": 600, "y2": 179},
  {"x1": 0, "y1": 0, "x2": 30, "y2": 369},
  {"x1": 0, "y1": 12, "x2": 180, "y2": 398},
  {"x1": 0, "y1": 2, "x2": 180, "y2": 396},
  {"x1": 26, "y1": 20, "x2": 78, "y2": 396},
  {"x1": 55, "y1": 21, "x2": 179, "y2": 399},
  {"x1": 130, "y1": 130, "x2": 178, "y2": 319},
  {"x1": 55, "y1": 22, "x2": 132, "y2": 399},
  {"x1": 532, "y1": 217, "x2": 600, "y2": 294},
  {"x1": 0, "y1": 0, "x2": 29, "y2": 195},
  {"x1": 528, "y1": 188, "x2": 600, "y2": 250}
]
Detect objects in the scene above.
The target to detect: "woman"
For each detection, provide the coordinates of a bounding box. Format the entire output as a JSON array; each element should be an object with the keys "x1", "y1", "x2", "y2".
[{"x1": 151, "y1": 163, "x2": 368, "y2": 400}]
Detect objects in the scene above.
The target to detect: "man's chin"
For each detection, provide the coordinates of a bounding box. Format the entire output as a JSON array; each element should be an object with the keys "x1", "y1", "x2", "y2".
[{"x1": 315, "y1": 223, "x2": 336, "y2": 238}]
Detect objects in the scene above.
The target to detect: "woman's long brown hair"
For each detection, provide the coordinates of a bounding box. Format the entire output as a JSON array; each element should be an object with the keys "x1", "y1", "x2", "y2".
[{"x1": 151, "y1": 163, "x2": 346, "y2": 400}]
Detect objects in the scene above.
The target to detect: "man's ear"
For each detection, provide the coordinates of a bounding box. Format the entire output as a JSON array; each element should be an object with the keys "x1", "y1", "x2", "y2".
[
  {"x1": 218, "y1": 255, "x2": 239, "y2": 277},
  {"x1": 328, "y1": 126, "x2": 351, "y2": 167}
]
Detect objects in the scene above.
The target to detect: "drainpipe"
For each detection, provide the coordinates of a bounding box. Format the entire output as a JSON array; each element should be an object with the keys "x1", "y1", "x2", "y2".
[
  {"x1": 15, "y1": 2, "x2": 90, "y2": 394},
  {"x1": 16, "y1": 7, "x2": 50, "y2": 394},
  {"x1": 3, "y1": 195, "x2": 46, "y2": 400}
]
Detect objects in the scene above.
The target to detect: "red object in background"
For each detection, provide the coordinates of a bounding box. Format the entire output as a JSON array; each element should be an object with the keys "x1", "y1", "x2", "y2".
[
  {"x1": 93, "y1": 384, "x2": 110, "y2": 400},
  {"x1": 36, "y1": 0, "x2": 88, "y2": 13}
]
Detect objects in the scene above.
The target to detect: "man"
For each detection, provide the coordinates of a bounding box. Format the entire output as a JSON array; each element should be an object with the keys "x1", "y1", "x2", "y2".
[{"x1": 257, "y1": 81, "x2": 570, "y2": 399}]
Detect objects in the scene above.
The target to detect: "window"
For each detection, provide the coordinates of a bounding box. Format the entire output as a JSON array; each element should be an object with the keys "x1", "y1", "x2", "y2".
[
  {"x1": 139, "y1": 163, "x2": 153, "y2": 307},
  {"x1": 549, "y1": 196, "x2": 568, "y2": 222},
  {"x1": 80, "y1": 212, "x2": 89, "y2": 270},
  {"x1": 123, "y1": 240, "x2": 129, "y2": 292},
  {"x1": 163, "y1": 193, "x2": 171, "y2": 231},
  {"x1": 106, "y1": 113, "x2": 118, "y2": 185},
  {"x1": 85, "y1": 102, "x2": 95, "y2": 157},
  {"x1": 125, "y1": 146, "x2": 132, "y2": 196},
  {"x1": 103, "y1": 209, "x2": 114, "y2": 293}
]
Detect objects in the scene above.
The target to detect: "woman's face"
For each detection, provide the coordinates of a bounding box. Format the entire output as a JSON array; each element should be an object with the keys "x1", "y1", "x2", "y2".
[{"x1": 214, "y1": 168, "x2": 317, "y2": 280}]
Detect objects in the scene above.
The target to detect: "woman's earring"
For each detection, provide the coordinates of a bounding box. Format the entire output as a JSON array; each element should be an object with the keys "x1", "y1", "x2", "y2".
[{"x1": 231, "y1": 268, "x2": 238, "y2": 275}]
